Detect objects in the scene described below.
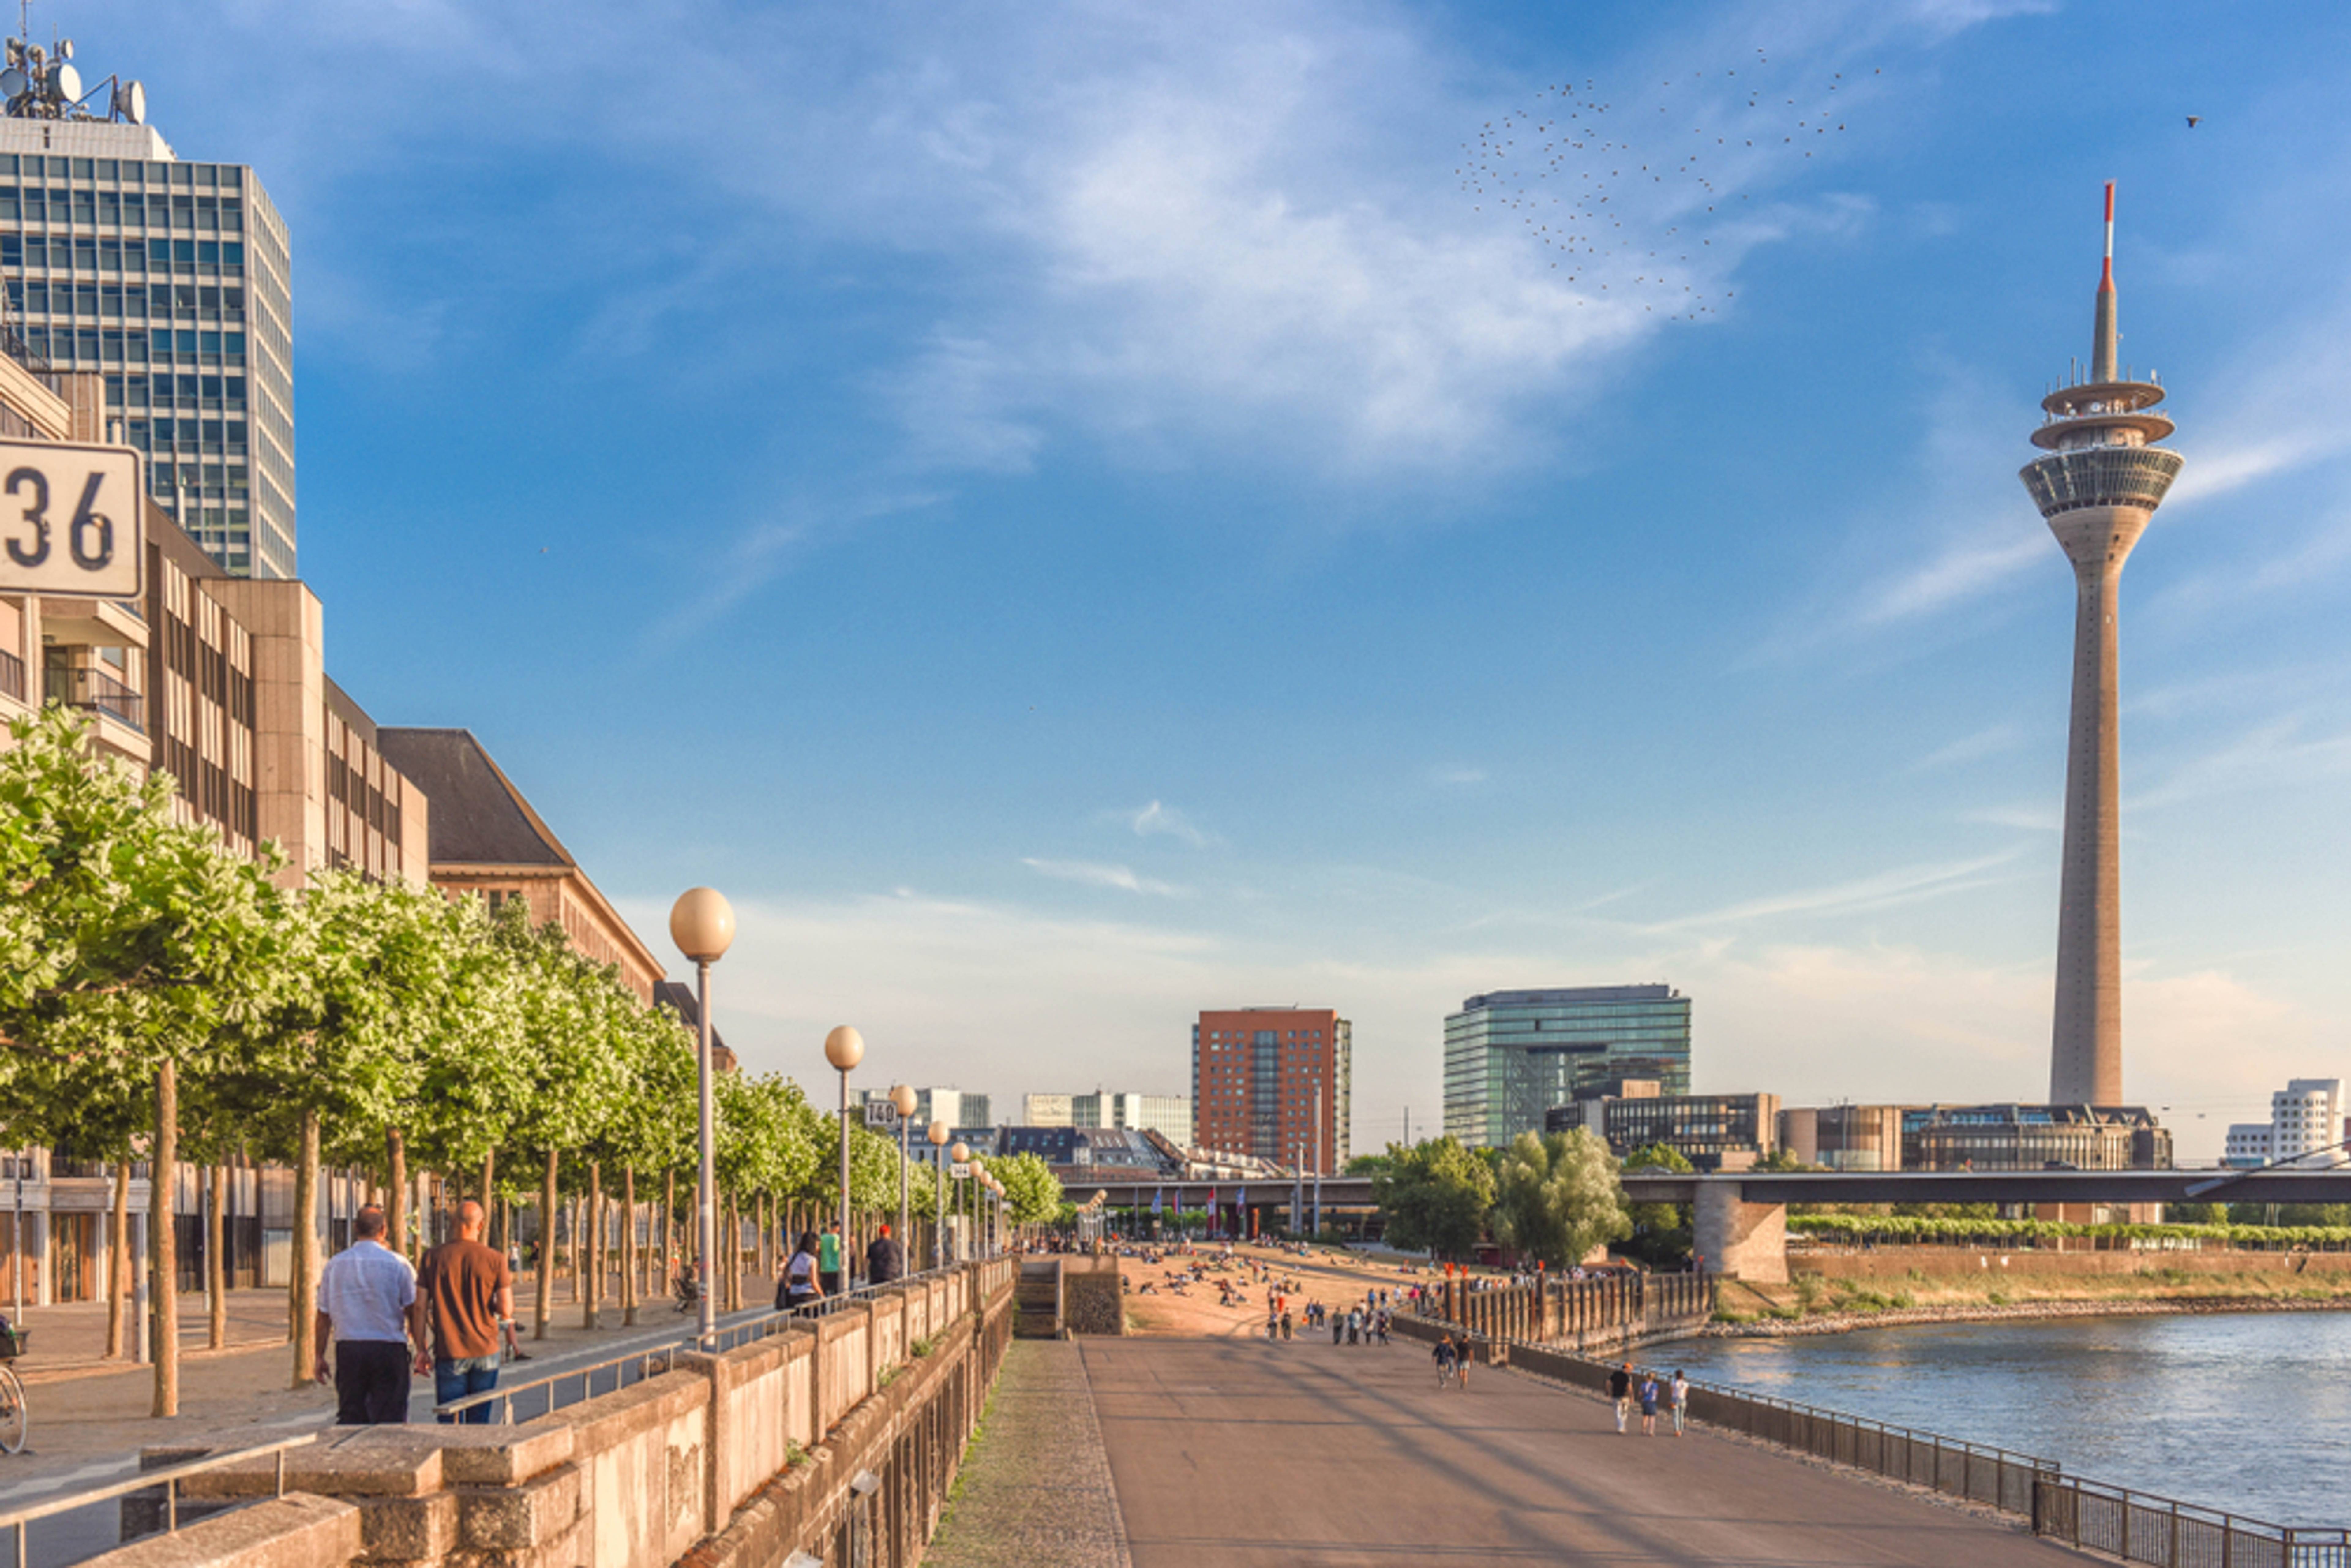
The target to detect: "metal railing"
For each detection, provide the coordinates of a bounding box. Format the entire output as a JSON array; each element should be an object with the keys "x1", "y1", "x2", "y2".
[
  {"x1": 437, "y1": 1261, "x2": 968, "y2": 1422},
  {"x1": 0, "y1": 1434, "x2": 314, "y2": 1568},
  {"x1": 41, "y1": 664, "x2": 143, "y2": 733},
  {"x1": 0, "y1": 648, "x2": 22, "y2": 703},
  {"x1": 1417, "y1": 1304, "x2": 2351, "y2": 1563},
  {"x1": 2034, "y1": 1474, "x2": 2351, "y2": 1568}
]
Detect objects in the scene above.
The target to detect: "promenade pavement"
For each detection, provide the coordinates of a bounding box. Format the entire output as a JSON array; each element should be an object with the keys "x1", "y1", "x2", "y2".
[{"x1": 1079, "y1": 1335, "x2": 2089, "y2": 1566}]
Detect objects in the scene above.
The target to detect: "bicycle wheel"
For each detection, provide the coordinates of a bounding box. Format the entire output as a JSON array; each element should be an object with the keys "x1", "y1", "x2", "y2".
[{"x1": 0, "y1": 1364, "x2": 25, "y2": 1454}]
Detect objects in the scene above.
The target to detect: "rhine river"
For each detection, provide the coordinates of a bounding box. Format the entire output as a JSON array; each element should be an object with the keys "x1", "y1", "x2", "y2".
[{"x1": 1660, "y1": 1311, "x2": 2351, "y2": 1527}]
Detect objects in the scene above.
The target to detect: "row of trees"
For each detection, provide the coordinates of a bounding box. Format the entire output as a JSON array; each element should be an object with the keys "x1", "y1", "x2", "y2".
[
  {"x1": 0, "y1": 709, "x2": 1062, "y2": 1417},
  {"x1": 1366, "y1": 1129, "x2": 1648, "y2": 1267}
]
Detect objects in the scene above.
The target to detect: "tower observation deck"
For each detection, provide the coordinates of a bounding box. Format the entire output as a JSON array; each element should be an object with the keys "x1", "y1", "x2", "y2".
[{"x1": 2018, "y1": 183, "x2": 2183, "y2": 1108}]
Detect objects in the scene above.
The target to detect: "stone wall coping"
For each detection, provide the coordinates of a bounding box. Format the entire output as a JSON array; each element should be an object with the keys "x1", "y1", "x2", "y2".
[
  {"x1": 79, "y1": 1492, "x2": 362, "y2": 1568},
  {"x1": 679, "y1": 1323, "x2": 815, "y2": 1391},
  {"x1": 168, "y1": 1428, "x2": 444, "y2": 1500}
]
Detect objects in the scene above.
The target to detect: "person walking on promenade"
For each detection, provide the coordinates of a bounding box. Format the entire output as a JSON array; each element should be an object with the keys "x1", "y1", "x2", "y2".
[
  {"x1": 417, "y1": 1200, "x2": 513, "y2": 1425},
  {"x1": 1457, "y1": 1339, "x2": 1472, "y2": 1390},
  {"x1": 818, "y1": 1224, "x2": 844, "y2": 1295},
  {"x1": 1639, "y1": 1371, "x2": 1661, "y2": 1436},
  {"x1": 780, "y1": 1232, "x2": 824, "y2": 1313},
  {"x1": 1331, "y1": 1307, "x2": 1344, "y2": 1345},
  {"x1": 1608, "y1": 1362, "x2": 1634, "y2": 1435},
  {"x1": 1670, "y1": 1370, "x2": 1690, "y2": 1436},
  {"x1": 314, "y1": 1205, "x2": 424, "y2": 1425},
  {"x1": 1347, "y1": 1307, "x2": 1361, "y2": 1345},
  {"x1": 866, "y1": 1222, "x2": 903, "y2": 1287},
  {"x1": 1434, "y1": 1334, "x2": 1458, "y2": 1387}
]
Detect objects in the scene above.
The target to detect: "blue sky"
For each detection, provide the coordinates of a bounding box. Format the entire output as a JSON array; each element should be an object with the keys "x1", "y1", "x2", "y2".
[{"x1": 65, "y1": 0, "x2": 2351, "y2": 1158}]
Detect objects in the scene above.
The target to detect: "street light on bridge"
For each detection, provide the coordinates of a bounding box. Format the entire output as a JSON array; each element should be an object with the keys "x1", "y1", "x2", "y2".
[{"x1": 667, "y1": 887, "x2": 735, "y2": 1348}]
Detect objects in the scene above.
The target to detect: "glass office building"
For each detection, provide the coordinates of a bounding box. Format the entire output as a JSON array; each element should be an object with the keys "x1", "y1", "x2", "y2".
[
  {"x1": 0, "y1": 91, "x2": 294, "y2": 578},
  {"x1": 1443, "y1": 985, "x2": 1692, "y2": 1149}
]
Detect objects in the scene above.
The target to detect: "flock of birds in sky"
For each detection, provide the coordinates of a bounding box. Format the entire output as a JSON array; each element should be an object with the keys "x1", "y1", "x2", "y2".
[{"x1": 1460, "y1": 48, "x2": 1872, "y2": 321}]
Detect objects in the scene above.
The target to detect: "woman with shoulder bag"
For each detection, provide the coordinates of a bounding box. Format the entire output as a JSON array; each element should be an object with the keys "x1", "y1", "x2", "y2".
[{"x1": 779, "y1": 1233, "x2": 825, "y2": 1314}]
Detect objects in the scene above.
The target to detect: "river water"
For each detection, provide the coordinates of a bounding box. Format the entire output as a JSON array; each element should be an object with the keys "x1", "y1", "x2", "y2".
[{"x1": 1657, "y1": 1311, "x2": 2351, "y2": 1528}]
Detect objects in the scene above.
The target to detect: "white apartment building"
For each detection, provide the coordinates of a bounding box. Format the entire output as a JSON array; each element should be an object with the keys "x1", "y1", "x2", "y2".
[
  {"x1": 1019, "y1": 1090, "x2": 1192, "y2": 1147},
  {"x1": 2224, "y1": 1079, "x2": 2346, "y2": 1169}
]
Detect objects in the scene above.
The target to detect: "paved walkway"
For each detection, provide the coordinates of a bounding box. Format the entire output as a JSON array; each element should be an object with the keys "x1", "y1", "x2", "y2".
[
  {"x1": 1078, "y1": 1336, "x2": 2089, "y2": 1566},
  {"x1": 926, "y1": 1340, "x2": 1131, "y2": 1568}
]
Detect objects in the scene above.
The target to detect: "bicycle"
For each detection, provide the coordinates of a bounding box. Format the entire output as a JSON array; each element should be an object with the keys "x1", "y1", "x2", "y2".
[{"x1": 0, "y1": 1321, "x2": 27, "y2": 1454}]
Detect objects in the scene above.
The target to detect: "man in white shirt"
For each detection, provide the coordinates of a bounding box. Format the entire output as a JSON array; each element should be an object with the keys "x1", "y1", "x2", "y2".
[{"x1": 313, "y1": 1205, "x2": 426, "y2": 1424}]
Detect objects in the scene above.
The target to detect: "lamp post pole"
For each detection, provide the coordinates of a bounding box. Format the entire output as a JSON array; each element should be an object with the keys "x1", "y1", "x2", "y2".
[
  {"x1": 928, "y1": 1121, "x2": 950, "y2": 1269},
  {"x1": 695, "y1": 959, "x2": 717, "y2": 1343},
  {"x1": 667, "y1": 889, "x2": 736, "y2": 1350},
  {"x1": 890, "y1": 1086, "x2": 917, "y2": 1268},
  {"x1": 950, "y1": 1142, "x2": 970, "y2": 1264},
  {"x1": 825, "y1": 1029, "x2": 864, "y2": 1289}
]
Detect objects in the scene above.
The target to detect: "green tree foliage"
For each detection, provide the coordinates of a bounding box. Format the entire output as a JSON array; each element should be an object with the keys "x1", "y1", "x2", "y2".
[
  {"x1": 1490, "y1": 1129, "x2": 1631, "y2": 1267},
  {"x1": 989, "y1": 1151, "x2": 1063, "y2": 1226},
  {"x1": 1370, "y1": 1137, "x2": 1495, "y2": 1259},
  {"x1": 1618, "y1": 1142, "x2": 1693, "y2": 1265}
]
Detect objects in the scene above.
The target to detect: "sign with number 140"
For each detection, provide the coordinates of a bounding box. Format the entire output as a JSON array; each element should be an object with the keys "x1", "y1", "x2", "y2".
[{"x1": 0, "y1": 440, "x2": 144, "y2": 598}]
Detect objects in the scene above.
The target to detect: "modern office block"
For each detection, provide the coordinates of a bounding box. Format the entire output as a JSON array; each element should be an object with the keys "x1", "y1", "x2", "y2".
[
  {"x1": 1191, "y1": 1008, "x2": 1349, "y2": 1171},
  {"x1": 1444, "y1": 985, "x2": 1691, "y2": 1149},
  {"x1": 0, "y1": 39, "x2": 294, "y2": 578}
]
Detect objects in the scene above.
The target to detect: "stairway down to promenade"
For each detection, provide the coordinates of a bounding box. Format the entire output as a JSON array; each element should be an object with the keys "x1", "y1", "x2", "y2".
[
  {"x1": 1015, "y1": 1259, "x2": 1062, "y2": 1338},
  {"x1": 98, "y1": 1258, "x2": 1019, "y2": 1568}
]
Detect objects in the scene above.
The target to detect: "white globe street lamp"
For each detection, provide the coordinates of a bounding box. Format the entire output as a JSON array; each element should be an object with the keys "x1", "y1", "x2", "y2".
[
  {"x1": 668, "y1": 888, "x2": 735, "y2": 1347},
  {"x1": 824, "y1": 1026, "x2": 864, "y2": 1286}
]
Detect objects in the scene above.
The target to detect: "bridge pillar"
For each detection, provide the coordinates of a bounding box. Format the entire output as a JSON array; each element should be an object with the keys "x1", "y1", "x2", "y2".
[{"x1": 1695, "y1": 1185, "x2": 1787, "y2": 1284}]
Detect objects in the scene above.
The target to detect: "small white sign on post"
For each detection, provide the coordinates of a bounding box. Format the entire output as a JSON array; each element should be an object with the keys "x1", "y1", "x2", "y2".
[
  {"x1": 949, "y1": 1162, "x2": 973, "y2": 1179},
  {"x1": 0, "y1": 440, "x2": 144, "y2": 598},
  {"x1": 862, "y1": 1101, "x2": 899, "y2": 1128}
]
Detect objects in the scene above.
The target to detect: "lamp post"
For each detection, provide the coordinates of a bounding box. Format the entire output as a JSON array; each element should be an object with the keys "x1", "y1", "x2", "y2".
[
  {"x1": 668, "y1": 888, "x2": 735, "y2": 1348},
  {"x1": 927, "y1": 1121, "x2": 950, "y2": 1268},
  {"x1": 890, "y1": 1085, "x2": 917, "y2": 1269},
  {"x1": 950, "y1": 1143, "x2": 970, "y2": 1263},
  {"x1": 824, "y1": 1027, "x2": 864, "y2": 1288}
]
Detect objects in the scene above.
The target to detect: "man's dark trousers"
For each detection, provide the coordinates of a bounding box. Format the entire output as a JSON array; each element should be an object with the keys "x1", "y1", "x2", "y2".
[{"x1": 334, "y1": 1339, "x2": 411, "y2": 1424}]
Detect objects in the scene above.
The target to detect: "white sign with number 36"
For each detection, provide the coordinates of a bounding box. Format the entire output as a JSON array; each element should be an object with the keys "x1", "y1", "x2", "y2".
[{"x1": 0, "y1": 440, "x2": 144, "y2": 598}]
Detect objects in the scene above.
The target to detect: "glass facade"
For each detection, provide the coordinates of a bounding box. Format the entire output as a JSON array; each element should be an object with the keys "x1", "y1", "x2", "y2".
[
  {"x1": 1444, "y1": 985, "x2": 1692, "y2": 1150},
  {"x1": 0, "y1": 124, "x2": 294, "y2": 579},
  {"x1": 1901, "y1": 1104, "x2": 2171, "y2": 1172}
]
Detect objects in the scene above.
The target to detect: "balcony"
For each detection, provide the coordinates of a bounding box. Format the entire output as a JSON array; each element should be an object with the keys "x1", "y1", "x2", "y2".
[{"x1": 44, "y1": 661, "x2": 145, "y2": 733}]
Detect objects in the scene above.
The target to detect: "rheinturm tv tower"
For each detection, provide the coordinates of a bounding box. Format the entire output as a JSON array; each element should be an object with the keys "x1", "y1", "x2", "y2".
[{"x1": 2019, "y1": 183, "x2": 2184, "y2": 1107}]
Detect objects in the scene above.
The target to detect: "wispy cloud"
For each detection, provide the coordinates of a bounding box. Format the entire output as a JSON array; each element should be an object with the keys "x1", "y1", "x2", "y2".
[
  {"x1": 1647, "y1": 848, "x2": 2025, "y2": 932},
  {"x1": 1125, "y1": 801, "x2": 1215, "y2": 847},
  {"x1": 1910, "y1": 723, "x2": 2027, "y2": 772},
  {"x1": 1021, "y1": 857, "x2": 1190, "y2": 897},
  {"x1": 1431, "y1": 766, "x2": 1488, "y2": 787},
  {"x1": 1961, "y1": 803, "x2": 2060, "y2": 832},
  {"x1": 2130, "y1": 718, "x2": 2351, "y2": 810}
]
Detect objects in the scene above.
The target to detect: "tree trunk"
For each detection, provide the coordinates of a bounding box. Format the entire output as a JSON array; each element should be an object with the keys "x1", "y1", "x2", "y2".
[
  {"x1": 535, "y1": 1151, "x2": 556, "y2": 1341},
  {"x1": 662, "y1": 1168, "x2": 676, "y2": 1299},
  {"x1": 106, "y1": 1160, "x2": 130, "y2": 1358},
  {"x1": 582, "y1": 1163, "x2": 601, "y2": 1330},
  {"x1": 622, "y1": 1167, "x2": 638, "y2": 1327},
  {"x1": 152, "y1": 1060, "x2": 179, "y2": 1417},
  {"x1": 385, "y1": 1128, "x2": 408, "y2": 1264},
  {"x1": 290, "y1": 1109, "x2": 320, "y2": 1391},
  {"x1": 479, "y1": 1149, "x2": 496, "y2": 1237},
  {"x1": 729, "y1": 1190, "x2": 744, "y2": 1312},
  {"x1": 207, "y1": 1162, "x2": 227, "y2": 1350}
]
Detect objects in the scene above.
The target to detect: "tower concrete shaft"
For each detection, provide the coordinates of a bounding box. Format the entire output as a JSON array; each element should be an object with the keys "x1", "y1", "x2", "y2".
[{"x1": 2018, "y1": 182, "x2": 2183, "y2": 1108}]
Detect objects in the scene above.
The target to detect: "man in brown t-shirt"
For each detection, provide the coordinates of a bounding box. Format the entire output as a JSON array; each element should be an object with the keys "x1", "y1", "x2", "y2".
[{"x1": 416, "y1": 1200, "x2": 514, "y2": 1424}]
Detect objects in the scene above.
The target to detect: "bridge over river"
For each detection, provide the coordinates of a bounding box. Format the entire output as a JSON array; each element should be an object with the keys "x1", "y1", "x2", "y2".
[{"x1": 1084, "y1": 1168, "x2": 2351, "y2": 1281}]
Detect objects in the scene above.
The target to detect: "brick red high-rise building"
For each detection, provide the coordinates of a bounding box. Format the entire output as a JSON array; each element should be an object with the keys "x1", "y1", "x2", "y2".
[{"x1": 1190, "y1": 1007, "x2": 1351, "y2": 1173}]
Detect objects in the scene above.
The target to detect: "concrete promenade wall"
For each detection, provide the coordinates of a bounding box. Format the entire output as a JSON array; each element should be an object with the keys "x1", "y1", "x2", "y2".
[{"x1": 116, "y1": 1259, "x2": 1014, "y2": 1568}]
